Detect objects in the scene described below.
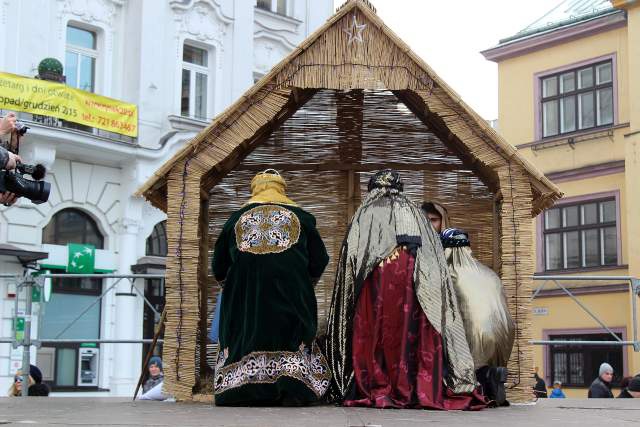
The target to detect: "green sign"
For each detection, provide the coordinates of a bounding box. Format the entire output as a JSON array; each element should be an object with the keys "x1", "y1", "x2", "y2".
[
  {"x1": 67, "y1": 243, "x2": 96, "y2": 274},
  {"x1": 80, "y1": 342, "x2": 97, "y2": 348},
  {"x1": 14, "y1": 317, "x2": 24, "y2": 341},
  {"x1": 31, "y1": 286, "x2": 41, "y2": 302}
]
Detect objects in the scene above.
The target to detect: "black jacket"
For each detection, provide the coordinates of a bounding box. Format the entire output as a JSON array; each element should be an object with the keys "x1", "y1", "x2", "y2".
[
  {"x1": 588, "y1": 377, "x2": 613, "y2": 398},
  {"x1": 0, "y1": 146, "x2": 8, "y2": 170},
  {"x1": 533, "y1": 374, "x2": 548, "y2": 398},
  {"x1": 617, "y1": 388, "x2": 633, "y2": 398},
  {"x1": 28, "y1": 383, "x2": 50, "y2": 396}
]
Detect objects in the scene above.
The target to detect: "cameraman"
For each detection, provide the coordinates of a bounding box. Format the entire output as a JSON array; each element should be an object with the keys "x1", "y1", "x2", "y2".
[{"x1": 0, "y1": 112, "x2": 21, "y2": 206}]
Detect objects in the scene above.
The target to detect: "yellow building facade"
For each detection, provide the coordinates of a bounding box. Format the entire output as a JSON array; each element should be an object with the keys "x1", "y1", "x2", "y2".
[{"x1": 483, "y1": 0, "x2": 640, "y2": 397}]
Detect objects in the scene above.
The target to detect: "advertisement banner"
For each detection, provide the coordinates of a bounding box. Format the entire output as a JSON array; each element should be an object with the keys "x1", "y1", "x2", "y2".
[{"x1": 0, "y1": 71, "x2": 138, "y2": 137}]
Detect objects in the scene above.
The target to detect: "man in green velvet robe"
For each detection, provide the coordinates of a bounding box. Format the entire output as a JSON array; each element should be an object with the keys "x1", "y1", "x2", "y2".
[{"x1": 212, "y1": 170, "x2": 331, "y2": 406}]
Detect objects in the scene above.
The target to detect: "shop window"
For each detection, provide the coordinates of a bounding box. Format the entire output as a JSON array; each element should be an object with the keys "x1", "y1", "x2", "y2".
[
  {"x1": 142, "y1": 221, "x2": 167, "y2": 358},
  {"x1": 549, "y1": 333, "x2": 623, "y2": 387},
  {"x1": 39, "y1": 208, "x2": 104, "y2": 390}
]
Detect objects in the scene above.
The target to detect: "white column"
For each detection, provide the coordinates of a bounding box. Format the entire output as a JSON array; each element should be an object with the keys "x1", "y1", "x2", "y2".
[
  {"x1": 230, "y1": 0, "x2": 254, "y2": 100},
  {"x1": 109, "y1": 165, "x2": 145, "y2": 396}
]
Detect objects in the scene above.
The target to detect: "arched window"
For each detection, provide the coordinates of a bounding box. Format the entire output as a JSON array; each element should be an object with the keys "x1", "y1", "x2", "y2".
[
  {"x1": 42, "y1": 208, "x2": 104, "y2": 249},
  {"x1": 146, "y1": 221, "x2": 167, "y2": 257}
]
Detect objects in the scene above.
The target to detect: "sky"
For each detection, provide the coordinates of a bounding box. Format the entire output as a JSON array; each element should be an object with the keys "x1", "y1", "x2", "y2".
[{"x1": 333, "y1": 0, "x2": 564, "y2": 120}]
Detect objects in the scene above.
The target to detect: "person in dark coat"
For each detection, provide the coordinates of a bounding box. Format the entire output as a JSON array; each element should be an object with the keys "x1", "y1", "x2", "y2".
[
  {"x1": 588, "y1": 363, "x2": 614, "y2": 398},
  {"x1": 212, "y1": 170, "x2": 330, "y2": 406},
  {"x1": 533, "y1": 367, "x2": 547, "y2": 398},
  {"x1": 142, "y1": 356, "x2": 164, "y2": 394},
  {"x1": 617, "y1": 376, "x2": 640, "y2": 398}
]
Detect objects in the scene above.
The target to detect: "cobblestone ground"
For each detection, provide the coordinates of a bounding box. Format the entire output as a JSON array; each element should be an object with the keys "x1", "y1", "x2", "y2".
[{"x1": 1, "y1": 398, "x2": 639, "y2": 426}]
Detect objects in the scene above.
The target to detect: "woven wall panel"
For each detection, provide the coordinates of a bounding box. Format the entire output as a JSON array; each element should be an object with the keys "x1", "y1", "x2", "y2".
[
  {"x1": 497, "y1": 163, "x2": 535, "y2": 403},
  {"x1": 163, "y1": 160, "x2": 204, "y2": 400},
  {"x1": 200, "y1": 89, "x2": 498, "y2": 391}
]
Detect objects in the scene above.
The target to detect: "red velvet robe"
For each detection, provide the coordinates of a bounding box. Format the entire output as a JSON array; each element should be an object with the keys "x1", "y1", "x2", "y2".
[{"x1": 344, "y1": 248, "x2": 486, "y2": 410}]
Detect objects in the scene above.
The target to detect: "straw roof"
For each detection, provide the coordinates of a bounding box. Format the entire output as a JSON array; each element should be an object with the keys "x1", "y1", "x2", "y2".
[{"x1": 136, "y1": 0, "x2": 561, "y2": 214}]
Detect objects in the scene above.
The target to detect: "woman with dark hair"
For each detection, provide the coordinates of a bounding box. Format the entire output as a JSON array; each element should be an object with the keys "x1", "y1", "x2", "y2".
[{"x1": 325, "y1": 170, "x2": 486, "y2": 410}]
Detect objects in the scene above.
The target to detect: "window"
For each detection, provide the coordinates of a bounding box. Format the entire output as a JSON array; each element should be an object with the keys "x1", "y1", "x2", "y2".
[
  {"x1": 65, "y1": 25, "x2": 97, "y2": 92},
  {"x1": 42, "y1": 209, "x2": 104, "y2": 249},
  {"x1": 142, "y1": 278, "x2": 165, "y2": 361},
  {"x1": 253, "y1": 72, "x2": 265, "y2": 84},
  {"x1": 256, "y1": 0, "x2": 288, "y2": 15},
  {"x1": 146, "y1": 221, "x2": 167, "y2": 257},
  {"x1": 543, "y1": 198, "x2": 617, "y2": 271},
  {"x1": 39, "y1": 208, "x2": 104, "y2": 390},
  {"x1": 549, "y1": 333, "x2": 623, "y2": 387},
  {"x1": 540, "y1": 60, "x2": 613, "y2": 138},
  {"x1": 181, "y1": 43, "x2": 209, "y2": 119},
  {"x1": 143, "y1": 221, "x2": 167, "y2": 359}
]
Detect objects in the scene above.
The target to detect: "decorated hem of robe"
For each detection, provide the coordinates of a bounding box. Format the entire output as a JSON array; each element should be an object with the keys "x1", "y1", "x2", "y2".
[{"x1": 214, "y1": 343, "x2": 332, "y2": 398}]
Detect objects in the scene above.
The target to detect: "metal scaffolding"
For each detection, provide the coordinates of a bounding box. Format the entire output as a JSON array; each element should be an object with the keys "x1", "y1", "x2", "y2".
[
  {"x1": 0, "y1": 272, "x2": 165, "y2": 397},
  {"x1": 530, "y1": 275, "x2": 640, "y2": 351}
]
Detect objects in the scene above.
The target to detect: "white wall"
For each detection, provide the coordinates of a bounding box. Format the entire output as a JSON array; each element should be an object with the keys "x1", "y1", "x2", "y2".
[{"x1": 0, "y1": 0, "x2": 332, "y2": 396}]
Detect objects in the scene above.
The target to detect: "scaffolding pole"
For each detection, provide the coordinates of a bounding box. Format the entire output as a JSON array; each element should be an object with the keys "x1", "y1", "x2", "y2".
[
  {"x1": 0, "y1": 272, "x2": 166, "y2": 397},
  {"x1": 531, "y1": 275, "x2": 640, "y2": 351}
]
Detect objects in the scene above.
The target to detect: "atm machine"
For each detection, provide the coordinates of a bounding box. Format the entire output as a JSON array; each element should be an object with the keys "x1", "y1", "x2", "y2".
[{"x1": 77, "y1": 347, "x2": 99, "y2": 387}]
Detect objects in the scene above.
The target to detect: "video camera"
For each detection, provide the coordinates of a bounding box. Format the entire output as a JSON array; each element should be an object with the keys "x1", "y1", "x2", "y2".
[
  {"x1": 0, "y1": 121, "x2": 50, "y2": 204},
  {"x1": 0, "y1": 162, "x2": 50, "y2": 204}
]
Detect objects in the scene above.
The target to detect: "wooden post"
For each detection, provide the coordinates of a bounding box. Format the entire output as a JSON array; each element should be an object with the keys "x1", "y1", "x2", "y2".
[
  {"x1": 497, "y1": 165, "x2": 534, "y2": 403},
  {"x1": 336, "y1": 90, "x2": 364, "y2": 221},
  {"x1": 163, "y1": 159, "x2": 205, "y2": 400},
  {"x1": 197, "y1": 193, "x2": 211, "y2": 384},
  {"x1": 492, "y1": 190, "x2": 502, "y2": 273}
]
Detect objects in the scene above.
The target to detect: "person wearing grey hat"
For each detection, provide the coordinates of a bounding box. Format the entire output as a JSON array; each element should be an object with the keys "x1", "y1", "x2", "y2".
[
  {"x1": 617, "y1": 375, "x2": 640, "y2": 398},
  {"x1": 588, "y1": 362, "x2": 614, "y2": 398}
]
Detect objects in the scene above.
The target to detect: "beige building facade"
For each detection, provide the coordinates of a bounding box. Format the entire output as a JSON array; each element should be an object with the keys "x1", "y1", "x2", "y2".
[{"x1": 483, "y1": 0, "x2": 640, "y2": 397}]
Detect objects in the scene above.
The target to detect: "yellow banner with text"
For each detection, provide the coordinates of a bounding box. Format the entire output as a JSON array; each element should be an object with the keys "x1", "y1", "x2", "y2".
[{"x1": 0, "y1": 71, "x2": 138, "y2": 137}]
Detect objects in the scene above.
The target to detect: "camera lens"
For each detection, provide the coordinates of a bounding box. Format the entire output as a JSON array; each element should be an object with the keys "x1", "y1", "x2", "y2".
[{"x1": 15, "y1": 122, "x2": 29, "y2": 136}]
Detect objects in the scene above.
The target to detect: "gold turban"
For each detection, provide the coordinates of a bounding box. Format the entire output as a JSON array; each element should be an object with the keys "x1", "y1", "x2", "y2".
[{"x1": 245, "y1": 169, "x2": 297, "y2": 206}]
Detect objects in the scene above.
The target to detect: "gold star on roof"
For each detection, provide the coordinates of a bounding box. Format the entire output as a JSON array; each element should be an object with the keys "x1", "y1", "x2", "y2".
[{"x1": 343, "y1": 14, "x2": 366, "y2": 45}]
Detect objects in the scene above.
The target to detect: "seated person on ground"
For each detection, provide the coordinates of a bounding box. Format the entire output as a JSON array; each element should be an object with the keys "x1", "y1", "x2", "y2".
[{"x1": 422, "y1": 201, "x2": 515, "y2": 406}]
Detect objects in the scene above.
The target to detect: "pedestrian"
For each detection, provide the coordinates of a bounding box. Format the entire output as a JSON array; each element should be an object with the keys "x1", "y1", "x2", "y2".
[
  {"x1": 0, "y1": 111, "x2": 21, "y2": 206},
  {"x1": 588, "y1": 363, "x2": 614, "y2": 398},
  {"x1": 533, "y1": 367, "x2": 548, "y2": 398},
  {"x1": 617, "y1": 375, "x2": 640, "y2": 398},
  {"x1": 549, "y1": 381, "x2": 566, "y2": 398},
  {"x1": 142, "y1": 356, "x2": 164, "y2": 394},
  {"x1": 7, "y1": 365, "x2": 48, "y2": 396}
]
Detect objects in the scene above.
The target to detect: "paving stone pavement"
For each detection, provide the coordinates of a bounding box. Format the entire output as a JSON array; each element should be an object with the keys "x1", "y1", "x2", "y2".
[{"x1": 1, "y1": 398, "x2": 639, "y2": 426}]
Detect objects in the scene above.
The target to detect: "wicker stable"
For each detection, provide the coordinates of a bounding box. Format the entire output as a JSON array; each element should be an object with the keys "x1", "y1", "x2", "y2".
[{"x1": 137, "y1": 0, "x2": 562, "y2": 402}]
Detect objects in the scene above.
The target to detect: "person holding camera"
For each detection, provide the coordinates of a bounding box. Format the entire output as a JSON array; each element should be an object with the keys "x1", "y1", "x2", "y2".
[{"x1": 0, "y1": 112, "x2": 22, "y2": 206}]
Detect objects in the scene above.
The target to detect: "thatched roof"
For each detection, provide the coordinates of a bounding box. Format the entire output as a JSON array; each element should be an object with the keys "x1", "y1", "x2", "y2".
[{"x1": 137, "y1": 0, "x2": 561, "y2": 215}]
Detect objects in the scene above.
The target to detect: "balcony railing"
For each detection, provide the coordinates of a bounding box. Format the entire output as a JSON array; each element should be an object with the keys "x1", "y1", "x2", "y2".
[{"x1": 1, "y1": 109, "x2": 137, "y2": 144}]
